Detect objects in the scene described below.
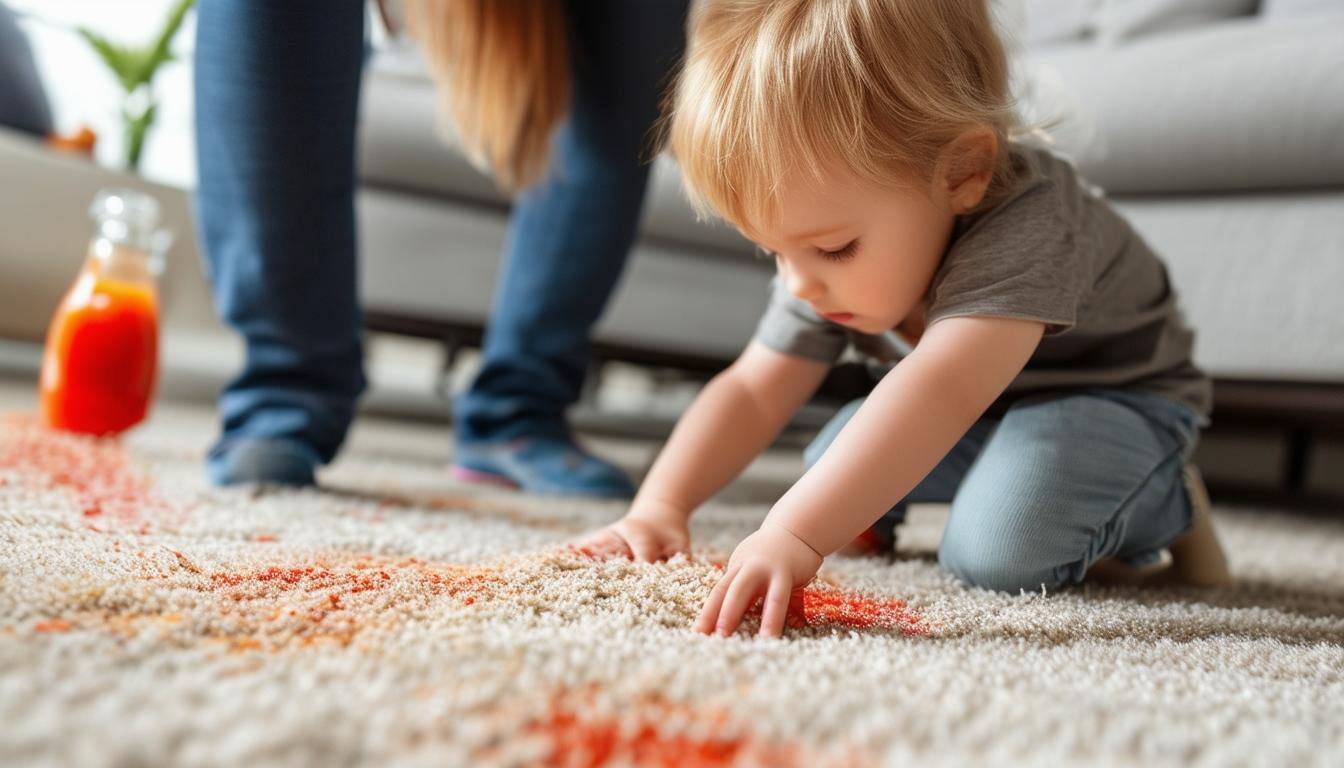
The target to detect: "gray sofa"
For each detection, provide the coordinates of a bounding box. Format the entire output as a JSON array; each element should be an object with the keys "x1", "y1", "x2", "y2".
[{"x1": 358, "y1": 5, "x2": 1344, "y2": 381}]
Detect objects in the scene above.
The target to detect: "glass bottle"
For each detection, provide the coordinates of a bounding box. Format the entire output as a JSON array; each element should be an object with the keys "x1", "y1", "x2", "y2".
[{"x1": 39, "y1": 188, "x2": 170, "y2": 436}]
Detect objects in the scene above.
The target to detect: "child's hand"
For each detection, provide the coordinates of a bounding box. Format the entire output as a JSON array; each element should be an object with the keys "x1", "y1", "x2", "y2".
[
  {"x1": 567, "y1": 501, "x2": 691, "y2": 563},
  {"x1": 695, "y1": 520, "x2": 822, "y2": 639}
]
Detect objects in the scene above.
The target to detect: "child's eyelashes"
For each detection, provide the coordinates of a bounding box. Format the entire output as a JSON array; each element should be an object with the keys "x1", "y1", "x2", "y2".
[
  {"x1": 753, "y1": 241, "x2": 859, "y2": 262},
  {"x1": 819, "y1": 239, "x2": 859, "y2": 262}
]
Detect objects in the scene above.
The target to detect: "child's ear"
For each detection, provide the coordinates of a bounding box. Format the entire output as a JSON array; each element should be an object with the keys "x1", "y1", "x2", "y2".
[{"x1": 938, "y1": 127, "x2": 998, "y2": 214}]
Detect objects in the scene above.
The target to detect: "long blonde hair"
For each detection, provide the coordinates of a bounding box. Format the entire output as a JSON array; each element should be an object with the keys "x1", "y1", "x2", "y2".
[
  {"x1": 403, "y1": 0, "x2": 570, "y2": 192},
  {"x1": 663, "y1": 0, "x2": 1022, "y2": 230}
]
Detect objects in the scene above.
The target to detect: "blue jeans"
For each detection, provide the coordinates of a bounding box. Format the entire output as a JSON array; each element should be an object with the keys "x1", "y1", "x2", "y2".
[
  {"x1": 804, "y1": 390, "x2": 1203, "y2": 592},
  {"x1": 194, "y1": 0, "x2": 688, "y2": 461}
]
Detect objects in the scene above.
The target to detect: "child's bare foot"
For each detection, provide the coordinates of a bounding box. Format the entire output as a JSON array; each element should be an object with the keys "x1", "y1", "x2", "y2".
[{"x1": 1087, "y1": 465, "x2": 1231, "y2": 588}]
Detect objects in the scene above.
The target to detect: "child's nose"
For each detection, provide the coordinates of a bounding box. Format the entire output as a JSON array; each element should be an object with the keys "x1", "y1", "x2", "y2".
[{"x1": 785, "y1": 268, "x2": 825, "y2": 303}]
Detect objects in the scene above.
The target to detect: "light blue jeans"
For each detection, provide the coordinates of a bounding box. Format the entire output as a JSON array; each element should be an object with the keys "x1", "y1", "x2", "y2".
[{"x1": 804, "y1": 389, "x2": 1203, "y2": 592}]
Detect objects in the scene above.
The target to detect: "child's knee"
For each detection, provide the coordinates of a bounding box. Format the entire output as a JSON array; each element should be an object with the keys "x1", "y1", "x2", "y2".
[{"x1": 938, "y1": 521, "x2": 1069, "y2": 594}]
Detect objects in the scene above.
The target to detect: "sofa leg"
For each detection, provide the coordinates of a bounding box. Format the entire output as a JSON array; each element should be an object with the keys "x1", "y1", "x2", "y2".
[
  {"x1": 1283, "y1": 427, "x2": 1312, "y2": 494},
  {"x1": 579, "y1": 359, "x2": 605, "y2": 408},
  {"x1": 435, "y1": 337, "x2": 465, "y2": 403}
]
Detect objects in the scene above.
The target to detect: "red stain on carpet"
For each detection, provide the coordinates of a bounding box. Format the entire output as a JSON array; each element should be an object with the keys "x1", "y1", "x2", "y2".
[
  {"x1": 33, "y1": 619, "x2": 74, "y2": 634},
  {"x1": 0, "y1": 413, "x2": 173, "y2": 528},
  {"x1": 210, "y1": 559, "x2": 505, "y2": 604},
  {"x1": 201, "y1": 557, "x2": 507, "y2": 649},
  {"x1": 211, "y1": 565, "x2": 394, "y2": 594},
  {"x1": 525, "y1": 688, "x2": 848, "y2": 768},
  {"x1": 799, "y1": 588, "x2": 928, "y2": 635}
]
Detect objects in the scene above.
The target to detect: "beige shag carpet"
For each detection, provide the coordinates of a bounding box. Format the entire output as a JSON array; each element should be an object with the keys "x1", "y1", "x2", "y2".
[{"x1": 2, "y1": 409, "x2": 1342, "y2": 767}]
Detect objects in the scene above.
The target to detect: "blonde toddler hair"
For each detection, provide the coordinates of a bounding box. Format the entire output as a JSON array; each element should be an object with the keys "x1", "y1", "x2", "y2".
[{"x1": 664, "y1": 0, "x2": 1022, "y2": 230}]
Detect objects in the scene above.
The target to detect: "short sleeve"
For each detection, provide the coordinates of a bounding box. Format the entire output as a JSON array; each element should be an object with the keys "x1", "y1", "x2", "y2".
[
  {"x1": 925, "y1": 181, "x2": 1093, "y2": 336},
  {"x1": 752, "y1": 275, "x2": 849, "y2": 363}
]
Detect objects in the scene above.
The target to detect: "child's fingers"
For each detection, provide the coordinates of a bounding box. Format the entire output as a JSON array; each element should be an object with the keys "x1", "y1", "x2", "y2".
[
  {"x1": 627, "y1": 533, "x2": 663, "y2": 563},
  {"x1": 713, "y1": 568, "x2": 763, "y2": 637},
  {"x1": 758, "y1": 575, "x2": 792, "y2": 638},
  {"x1": 604, "y1": 534, "x2": 636, "y2": 560},
  {"x1": 695, "y1": 564, "x2": 738, "y2": 634},
  {"x1": 568, "y1": 529, "x2": 632, "y2": 560}
]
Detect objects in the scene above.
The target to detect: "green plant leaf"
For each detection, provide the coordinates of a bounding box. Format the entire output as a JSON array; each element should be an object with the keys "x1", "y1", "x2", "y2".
[
  {"x1": 130, "y1": 0, "x2": 195, "y2": 86},
  {"x1": 123, "y1": 101, "x2": 159, "y2": 171},
  {"x1": 75, "y1": 27, "x2": 141, "y2": 92},
  {"x1": 78, "y1": 0, "x2": 194, "y2": 93},
  {"x1": 78, "y1": 0, "x2": 196, "y2": 169}
]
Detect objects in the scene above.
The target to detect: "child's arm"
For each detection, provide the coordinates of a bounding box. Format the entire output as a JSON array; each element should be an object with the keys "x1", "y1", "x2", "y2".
[
  {"x1": 570, "y1": 340, "x2": 832, "y2": 561},
  {"x1": 698, "y1": 315, "x2": 1045, "y2": 637},
  {"x1": 637, "y1": 340, "x2": 833, "y2": 517}
]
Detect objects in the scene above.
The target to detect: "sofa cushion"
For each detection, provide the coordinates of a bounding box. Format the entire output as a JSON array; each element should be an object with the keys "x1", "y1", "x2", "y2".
[
  {"x1": 1002, "y1": 0, "x2": 1258, "y2": 47},
  {"x1": 1260, "y1": 0, "x2": 1344, "y2": 19},
  {"x1": 358, "y1": 43, "x2": 754, "y2": 256},
  {"x1": 1016, "y1": 15, "x2": 1344, "y2": 193},
  {"x1": 357, "y1": 186, "x2": 772, "y2": 364},
  {"x1": 1112, "y1": 189, "x2": 1344, "y2": 380},
  {"x1": 1094, "y1": 0, "x2": 1259, "y2": 42}
]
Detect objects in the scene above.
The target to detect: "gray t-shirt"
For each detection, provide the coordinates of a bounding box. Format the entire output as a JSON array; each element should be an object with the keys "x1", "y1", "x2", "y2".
[{"x1": 753, "y1": 142, "x2": 1212, "y2": 421}]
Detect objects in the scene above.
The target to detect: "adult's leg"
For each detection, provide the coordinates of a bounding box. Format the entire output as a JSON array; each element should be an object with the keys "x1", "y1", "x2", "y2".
[
  {"x1": 452, "y1": 0, "x2": 690, "y2": 496},
  {"x1": 195, "y1": 0, "x2": 367, "y2": 485},
  {"x1": 937, "y1": 391, "x2": 1200, "y2": 593}
]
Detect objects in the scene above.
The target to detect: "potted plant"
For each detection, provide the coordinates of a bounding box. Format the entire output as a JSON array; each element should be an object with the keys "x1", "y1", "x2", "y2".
[{"x1": 76, "y1": 0, "x2": 194, "y2": 171}]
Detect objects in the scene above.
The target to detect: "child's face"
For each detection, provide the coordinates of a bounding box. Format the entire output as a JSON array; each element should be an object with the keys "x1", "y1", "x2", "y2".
[{"x1": 746, "y1": 166, "x2": 958, "y2": 335}]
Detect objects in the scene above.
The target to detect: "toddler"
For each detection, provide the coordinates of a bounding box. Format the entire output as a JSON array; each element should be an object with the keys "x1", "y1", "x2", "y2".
[{"x1": 572, "y1": 0, "x2": 1229, "y2": 637}]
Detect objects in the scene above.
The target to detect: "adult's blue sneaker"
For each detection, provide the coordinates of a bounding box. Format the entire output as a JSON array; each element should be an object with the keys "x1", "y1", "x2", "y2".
[
  {"x1": 451, "y1": 436, "x2": 635, "y2": 499},
  {"x1": 206, "y1": 437, "x2": 320, "y2": 487}
]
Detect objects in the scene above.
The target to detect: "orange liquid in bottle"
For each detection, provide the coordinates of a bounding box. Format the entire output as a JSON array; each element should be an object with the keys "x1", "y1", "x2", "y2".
[{"x1": 39, "y1": 262, "x2": 159, "y2": 436}]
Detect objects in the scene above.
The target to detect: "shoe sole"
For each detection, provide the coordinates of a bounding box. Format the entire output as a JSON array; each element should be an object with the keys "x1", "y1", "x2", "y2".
[{"x1": 449, "y1": 464, "x2": 520, "y2": 490}]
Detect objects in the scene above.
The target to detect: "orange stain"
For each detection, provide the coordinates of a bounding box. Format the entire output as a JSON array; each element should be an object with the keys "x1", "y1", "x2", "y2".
[
  {"x1": 0, "y1": 413, "x2": 175, "y2": 528},
  {"x1": 200, "y1": 557, "x2": 505, "y2": 651},
  {"x1": 211, "y1": 565, "x2": 393, "y2": 593},
  {"x1": 798, "y1": 587, "x2": 928, "y2": 635},
  {"x1": 34, "y1": 619, "x2": 73, "y2": 633},
  {"x1": 527, "y1": 689, "x2": 810, "y2": 768}
]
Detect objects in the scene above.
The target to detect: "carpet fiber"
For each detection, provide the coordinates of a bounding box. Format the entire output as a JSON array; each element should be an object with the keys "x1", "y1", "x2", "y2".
[{"x1": 2, "y1": 411, "x2": 1342, "y2": 767}]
